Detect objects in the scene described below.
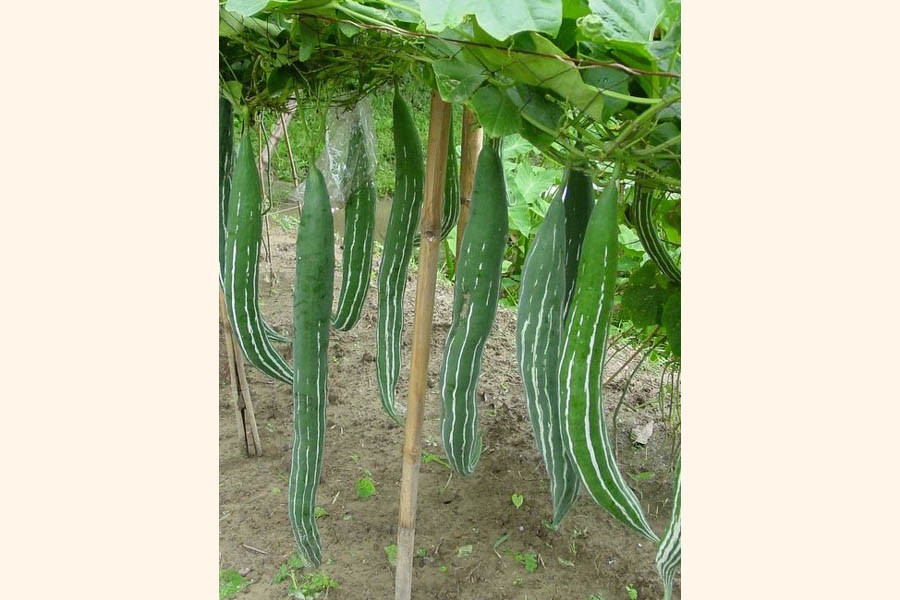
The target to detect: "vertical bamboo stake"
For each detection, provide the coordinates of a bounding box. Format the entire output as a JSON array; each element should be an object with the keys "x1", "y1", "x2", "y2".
[
  {"x1": 219, "y1": 285, "x2": 263, "y2": 457},
  {"x1": 394, "y1": 91, "x2": 452, "y2": 600},
  {"x1": 456, "y1": 107, "x2": 483, "y2": 262}
]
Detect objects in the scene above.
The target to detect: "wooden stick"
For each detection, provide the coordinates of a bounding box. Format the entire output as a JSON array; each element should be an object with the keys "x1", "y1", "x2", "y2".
[
  {"x1": 394, "y1": 91, "x2": 452, "y2": 600},
  {"x1": 456, "y1": 107, "x2": 482, "y2": 262},
  {"x1": 219, "y1": 285, "x2": 263, "y2": 457},
  {"x1": 220, "y1": 285, "x2": 248, "y2": 456}
]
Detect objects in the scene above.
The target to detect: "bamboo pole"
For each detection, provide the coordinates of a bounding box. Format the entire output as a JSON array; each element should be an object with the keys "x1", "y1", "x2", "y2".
[
  {"x1": 456, "y1": 107, "x2": 483, "y2": 262},
  {"x1": 394, "y1": 91, "x2": 452, "y2": 600},
  {"x1": 219, "y1": 285, "x2": 263, "y2": 457}
]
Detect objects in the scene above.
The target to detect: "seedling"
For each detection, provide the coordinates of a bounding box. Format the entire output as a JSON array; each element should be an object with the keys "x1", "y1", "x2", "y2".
[
  {"x1": 314, "y1": 506, "x2": 329, "y2": 519},
  {"x1": 514, "y1": 552, "x2": 538, "y2": 573},
  {"x1": 626, "y1": 584, "x2": 638, "y2": 599},
  {"x1": 355, "y1": 477, "x2": 375, "y2": 499},
  {"x1": 385, "y1": 544, "x2": 398, "y2": 567},
  {"x1": 456, "y1": 544, "x2": 473, "y2": 557},
  {"x1": 511, "y1": 493, "x2": 524, "y2": 509},
  {"x1": 219, "y1": 568, "x2": 249, "y2": 599}
]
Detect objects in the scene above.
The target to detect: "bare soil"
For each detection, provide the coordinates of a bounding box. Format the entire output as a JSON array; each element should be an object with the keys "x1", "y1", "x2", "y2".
[{"x1": 219, "y1": 216, "x2": 681, "y2": 600}]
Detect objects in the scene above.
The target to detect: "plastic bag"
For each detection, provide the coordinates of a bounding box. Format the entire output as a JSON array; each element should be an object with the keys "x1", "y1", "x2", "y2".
[{"x1": 314, "y1": 97, "x2": 377, "y2": 209}]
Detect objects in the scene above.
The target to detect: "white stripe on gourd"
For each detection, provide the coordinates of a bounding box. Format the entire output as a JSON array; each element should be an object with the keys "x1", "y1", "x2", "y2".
[
  {"x1": 440, "y1": 143, "x2": 508, "y2": 476},
  {"x1": 560, "y1": 177, "x2": 659, "y2": 542},
  {"x1": 375, "y1": 89, "x2": 424, "y2": 421},
  {"x1": 332, "y1": 118, "x2": 376, "y2": 331},
  {"x1": 655, "y1": 459, "x2": 681, "y2": 600},
  {"x1": 630, "y1": 182, "x2": 680, "y2": 284},
  {"x1": 288, "y1": 166, "x2": 334, "y2": 568},
  {"x1": 223, "y1": 130, "x2": 292, "y2": 384},
  {"x1": 516, "y1": 169, "x2": 593, "y2": 527}
]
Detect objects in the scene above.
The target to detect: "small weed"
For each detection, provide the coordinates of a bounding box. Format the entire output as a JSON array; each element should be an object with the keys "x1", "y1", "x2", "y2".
[
  {"x1": 291, "y1": 572, "x2": 339, "y2": 599},
  {"x1": 385, "y1": 544, "x2": 398, "y2": 567},
  {"x1": 314, "y1": 506, "x2": 329, "y2": 519},
  {"x1": 356, "y1": 477, "x2": 375, "y2": 499},
  {"x1": 627, "y1": 471, "x2": 655, "y2": 483},
  {"x1": 350, "y1": 453, "x2": 360, "y2": 462},
  {"x1": 513, "y1": 577, "x2": 525, "y2": 586},
  {"x1": 456, "y1": 544, "x2": 473, "y2": 557},
  {"x1": 422, "y1": 451, "x2": 450, "y2": 469},
  {"x1": 271, "y1": 486, "x2": 281, "y2": 495},
  {"x1": 511, "y1": 493, "x2": 524, "y2": 509},
  {"x1": 415, "y1": 547, "x2": 428, "y2": 559},
  {"x1": 272, "y1": 213, "x2": 300, "y2": 233},
  {"x1": 514, "y1": 552, "x2": 538, "y2": 573},
  {"x1": 219, "y1": 568, "x2": 249, "y2": 599},
  {"x1": 438, "y1": 565, "x2": 448, "y2": 573},
  {"x1": 626, "y1": 584, "x2": 638, "y2": 600},
  {"x1": 558, "y1": 557, "x2": 575, "y2": 568},
  {"x1": 588, "y1": 594, "x2": 606, "y2": 600}
]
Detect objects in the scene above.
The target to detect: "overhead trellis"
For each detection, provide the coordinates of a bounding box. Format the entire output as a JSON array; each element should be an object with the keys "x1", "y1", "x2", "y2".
[{"x1": 219, "y1": 0, "x2": 681, "y2": 192}]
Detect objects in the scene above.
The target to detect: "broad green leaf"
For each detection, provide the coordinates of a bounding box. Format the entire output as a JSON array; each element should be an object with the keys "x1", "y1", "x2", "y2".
[
  {"x1": 469, "y1": 86, "x2": 522, "y2": 137},
  {"x1": 583, "y1": 67, "x2": 631, "y2": 119},
  {"x1": 563, "y1": 0, "x2": 591, "y2": 19},
  {"x1": 661, "y1": 290, "x2": 680, "y2": 357},
  {"x1": 506, "y1": 85, "x2": 565, "y2": 136},
  {"x1": 221, "y1": 81, "x2": 243, "y2": 109},
  {"x1": 507, "y1": 198, "x2": 533, "y2": 237},
  {"x1": 472, "y1": 0, "x2": 562, "y2": 41},
  {"x1": 467, "y1": 32, "x2": 605, "y2": 123},
  {"x1": 432, "y1": 59, "x2": 489, "y2": 104},
  {"x1": 225, "y1": 0, "x2": 269, "y2": 17},
  {"x1": 290, "y1": 18, "x2": 316, "y2": 62},
  {"x1": 620, "y1": 283, "x2": 666, "y2": 329},
  {"x1": 420, "y1": 0, "x2": 478, "y2": 32},
  {"x1": 586, "y1": 0, "x2": 665, "y2": 42}
]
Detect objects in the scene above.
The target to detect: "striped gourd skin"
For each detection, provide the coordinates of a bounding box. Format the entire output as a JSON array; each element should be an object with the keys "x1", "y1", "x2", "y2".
[
  {"x1": 413, "y1": 112, "x2": 459, "y2": 245},
  {"x1": 223, "y1": 131, "x2": 293, "y2": 385},
  {"x1": 630, "y1": 183, "x2": 680, "y2": 284},
  {"x1": 560, "y1": 179, "x2": 659, "y2": 542},
  {"x1": 655, "y1": 459, "x2": 681, "y2": 600},
  {"x1": 219, "y1": 97, "x2": 234, "y2": 286},
  {"x1": 332, "y1": 121, "x2": 376, "y2": 331},
  {"x1": 440, "y1": 113, "x2": 460, "y2": 239},
  {"x1": 515, "y1": 169, "x2": 594, "y2": 527},
  {"x1": 289, "y1": 166, "x2": 334, "y2": 568},
  {"x1": 375, "y1": 90, "x2": 425, "y2": 421},
  {"x1": 561, "y1": 169, "x2": 594, "y2": 313},
  {"x1": 439, "y1": 143, "x2": 509, "y2": 476}
]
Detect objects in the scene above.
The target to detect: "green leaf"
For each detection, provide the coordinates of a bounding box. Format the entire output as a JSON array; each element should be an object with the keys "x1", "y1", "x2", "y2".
[
  {"x1": 456, "y1": 544, "x2": 474, "y2": 557},
  {"x1": 432, "y1": 59, "x2": 489, "y2": 104},
  {"x1": 469, "y1": 86, "x2": 522, "y2": 137},
  {"x1": 661, "y1": 290, "x2": 680, "y2": 357},
  {"x1": 582, "y1": 67, "x2": 631, "y2": 119},
  {"x1": 220, "y1": 569, "x2": 248, "y2": 599},
  {"x1": 621, "y1": 282, "x2": 666, "y2": 329},
  {"x1": 420, "y1": 0, "x2": 478, "y2": 32},
  {"x1": 472, "y1": 0, "x2": 563, "y2": 41},
  {"x1": 290, "y1": 18, "x2": 316, "y2": 62},
  {"x1": 511, "y1": 493, "x2": 524, "y2": 508},
  {"x1": 466, "y1": 32, "x2": 605, "y2": 123},
  {"x1": 220, "y1": 81, "x2": 243, "y2": 109},
  {"x1": 355, "y1": 477, "x2": 376, "y2": 499},
  {"x1": 385, "y1": 544, "x2": 398, "y2": 567},
  {"x1": 225, "y1": 0, "x2": 269, "y2": 17},
  {"x1": 586, "y1": 0, "x2": 664, "y2": 42}
]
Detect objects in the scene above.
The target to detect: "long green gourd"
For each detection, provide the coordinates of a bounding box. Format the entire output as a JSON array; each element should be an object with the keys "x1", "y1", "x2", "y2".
[
  {"x1": 223, "y1": 129, "x2": 293, "y2": 384},
  {"x1": 332, "y1": 118, "x2": 376, "y2": 331},
  {"x1": 413, "y1": 111, "x2": 459, "y2": 244},
  {"x1": 655, "y1": 459, "x2": 681, "y2": 600},
  {"x1": 560, "y1": 176, "x2": 659, "y2": 542},
  {"x1": 375, "y1": 88, "x2": 425, "y2": 421},
  {"x1": 440, "y1": 141, "x2": 508, "y2": 476},
  {"x1": 516, "y1": 169, "x2": 593, "y2": 527},
  {"x1": 628, "y1": 182, "x2": 680, "y2": 284},
  {"x1": 219, "y1": 97, "x2": 235, "y2": 286},
  {"x1": 288, "y1": 165, "x2": 334, "y2": 568},
  {"x1": 220, "y1": 102, "x2": 290, "y2": 345},
  {"x1": 440, "y1": 112, "x2": 460, "y2": 239}
]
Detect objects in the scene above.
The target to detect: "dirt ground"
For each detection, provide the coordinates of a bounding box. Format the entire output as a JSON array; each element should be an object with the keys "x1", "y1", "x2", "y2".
[{"x1": 219, "y1": 213, "x2": 681, "y2": 600}]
